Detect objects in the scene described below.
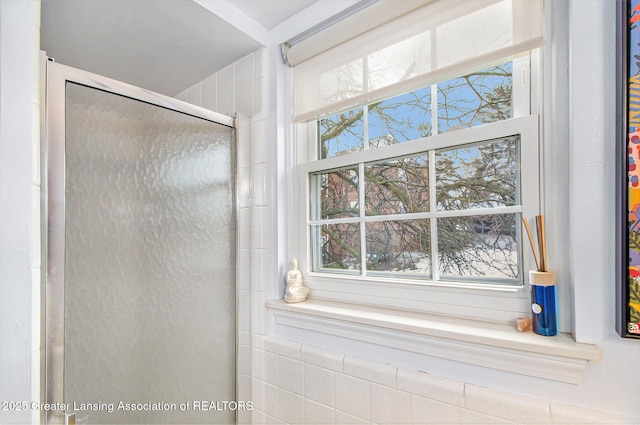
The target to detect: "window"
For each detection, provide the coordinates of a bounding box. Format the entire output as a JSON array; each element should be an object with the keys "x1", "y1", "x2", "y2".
[
  {"x1": 290, "y1": 0, "x2": 544, "y2": 321},
  {"x1": 302, "y1": 60, "x2": 538, "y2": 287},
  {"x1": 318, "y1": 62, "x2": 514, "y2": 158}
]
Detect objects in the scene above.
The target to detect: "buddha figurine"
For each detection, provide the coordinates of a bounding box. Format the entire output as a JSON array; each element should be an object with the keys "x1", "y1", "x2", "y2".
[{"x1": 284, "y1": 258, "x2": 309, "y2": 303}]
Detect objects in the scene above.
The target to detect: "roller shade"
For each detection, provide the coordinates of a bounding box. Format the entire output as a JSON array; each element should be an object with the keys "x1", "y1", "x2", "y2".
[
  {"x1": 293, "y1": 0, "x2": 543, "y2": 121},
  {"x1": 284, "y1": 0, "x2": 433, "y2": 67}
]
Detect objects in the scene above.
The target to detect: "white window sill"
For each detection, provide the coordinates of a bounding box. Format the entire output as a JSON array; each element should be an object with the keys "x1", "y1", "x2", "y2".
[{"x1": 266, "y1": 298, "x2": 601, "y2": 384}]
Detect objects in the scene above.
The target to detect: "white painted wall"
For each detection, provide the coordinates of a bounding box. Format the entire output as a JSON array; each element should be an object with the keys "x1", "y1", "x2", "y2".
[
  {"x1": 567, "y1": 0, "x2": 640, "y2": 416},
  {"x1": 0, "y1": 1, "x2": 41, "y2": 424}
]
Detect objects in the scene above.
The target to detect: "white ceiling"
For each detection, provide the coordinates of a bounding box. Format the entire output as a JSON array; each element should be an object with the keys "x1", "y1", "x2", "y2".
[
  {"x1": 40, "y1": 0, "x2": 319, "y2": 96},
  {"x1": 229, "y1": 0, "x2": 318, "y2": 30}
]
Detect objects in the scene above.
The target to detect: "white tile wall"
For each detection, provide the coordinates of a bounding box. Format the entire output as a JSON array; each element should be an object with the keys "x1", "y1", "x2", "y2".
[
  {"x1": 334, "y1": 373, "x2": 370, "y2": 421},
  {"x1": 334, "y1": 410, "x2": 369, "y2": 425},
  {"x1": 253, "y1": 379, "x2": 279, "y2": 419},
  {"x1": 343, "y1": 355, "x2": 397, "y2": 388},
  {"x1": 396, "y1": 367, "x2": 465, "y2": 407},
  {"x1": 549, "y1": 402, "x2": 636, "y2": 424},
  {"x1": 304, "y1": 398, "x2": 335, "y2": 424},
  {"x1": 464, "y1": 384, "x2": 551, "y2": 424},
  {"x1": 278, "y1": 356, "x2": 304, "y2": 395},
  {"x1": 201, "y1": 74, "x2": 217, "y2": 112},
  {"x1": 301, "y1": 344, "x2": 344, "y2": 371},
  {"x1": 459, "y1": 409, "x2": 513, "y2": 424},
  {"x1": 185, "y1": 83, "x2": 201, "y2": 108},
  {"x1": 411, "y1": 396, "x2": 461, "y2": 425},
  {"x1": 235, "y1": 54, "x2": 255, "y2": 116},
  {"x1": 216, "y1": 64, "x2": 235, "y2": 116},
  {"x1": 278, "y1": 389, "x2": 304, "y2": 425},
  {"x1": 369, "y1": 383, "x2": 412, "y2": 424},
  {"x1": 304, "y1": 363, "x2": 334, "y2": 406},
  {"x1": 252, "y1": 336, "x2": 640, "y2": 425}
]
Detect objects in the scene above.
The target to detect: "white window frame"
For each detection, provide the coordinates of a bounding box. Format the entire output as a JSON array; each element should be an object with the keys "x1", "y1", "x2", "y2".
[{"x1": 293, "y1": 54, "x2": 542, "y2": 323}]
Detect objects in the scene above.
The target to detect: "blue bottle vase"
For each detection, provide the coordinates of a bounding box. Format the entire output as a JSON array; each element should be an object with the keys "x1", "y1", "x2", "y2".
[{"x1": 531, "y1": 283, "x2": 558, "y2": 336}]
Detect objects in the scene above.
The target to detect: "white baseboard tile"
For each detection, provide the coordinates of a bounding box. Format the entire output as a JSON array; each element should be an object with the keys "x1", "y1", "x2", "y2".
[{"x1": 251, "y1": 336, "x2": 639, "y2": 425}]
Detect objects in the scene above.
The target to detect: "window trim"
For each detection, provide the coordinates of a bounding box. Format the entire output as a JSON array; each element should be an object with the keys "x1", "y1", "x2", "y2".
[
  {"x1": 291, "y1": 51, "x2": 542, "y2": 323},
  {"x1": 295, "y1": 116, "x2": 540, "y2": 322}
]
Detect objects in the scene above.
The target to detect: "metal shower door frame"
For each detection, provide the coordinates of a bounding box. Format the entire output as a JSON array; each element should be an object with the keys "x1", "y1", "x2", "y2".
[{"x1": 43, "y1": 59, "x2": 237, "y2": 425}]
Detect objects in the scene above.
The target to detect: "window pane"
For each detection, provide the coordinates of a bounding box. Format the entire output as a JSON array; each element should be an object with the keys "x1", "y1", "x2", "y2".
[
  {"x1": 311, "y1": 167, "x2": 359, "y2": 220},
  {"x1": 437, "y1": 63, "x2": 512, "y2": 133},
  {"x1": 312, "y1": 223, "x2": 361, "y2": 272},
  {"x1": 365, "y1": 154, "x2": 429, "y2": 215},
  {"x1": 435, "y1": 135, "x2": 519, "y2": 211},
  {"x1": 368, "y1": 87, "x2": 432, "y2": 144},
  {"x1": 365, "y1": 220, "x2": 431, "y2": 277},
  {"x1": 438, "y1": 214, "x2": 519, "y2": 281},
  {"x1": 319, "y1": 107, "x2": 364, "y2": 159}
]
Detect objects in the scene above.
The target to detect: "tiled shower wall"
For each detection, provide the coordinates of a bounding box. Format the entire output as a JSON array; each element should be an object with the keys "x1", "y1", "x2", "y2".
[{"x1": 176, "y1": 47, "x2": 269, "y2": 425}]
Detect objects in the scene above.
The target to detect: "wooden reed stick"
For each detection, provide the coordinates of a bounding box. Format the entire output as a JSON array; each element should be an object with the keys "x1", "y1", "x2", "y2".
[
  {"x1": 536, "y1": 215, "x2": 548, "y2": 272},
  {"x1": 522, "y1": 217, "x2": 541, "y2": 271}
]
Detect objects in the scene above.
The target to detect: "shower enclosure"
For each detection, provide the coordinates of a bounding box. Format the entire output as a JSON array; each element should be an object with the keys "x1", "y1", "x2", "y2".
[{"x1": 43, "y1": 60, "x2": 237, "y2": 424}]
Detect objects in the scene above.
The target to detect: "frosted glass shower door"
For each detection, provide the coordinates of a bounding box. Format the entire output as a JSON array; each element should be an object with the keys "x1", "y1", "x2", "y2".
[{"x1": 46, "y1": 62, "x2": 236, "y2": 425}]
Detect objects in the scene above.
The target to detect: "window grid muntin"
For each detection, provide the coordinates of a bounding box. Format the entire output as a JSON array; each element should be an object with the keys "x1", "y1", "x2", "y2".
[
  {"x1": 310, "y1": 135, "x2": 522, "y2": 284},
  {"x1": 303, "y1": 53, "x2": 538, "y2": 289}
]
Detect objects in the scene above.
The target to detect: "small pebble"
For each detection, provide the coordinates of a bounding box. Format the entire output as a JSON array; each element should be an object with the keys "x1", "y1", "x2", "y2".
[{"x1": 516, "y1": 317, "x2": 532, "y2": 332}]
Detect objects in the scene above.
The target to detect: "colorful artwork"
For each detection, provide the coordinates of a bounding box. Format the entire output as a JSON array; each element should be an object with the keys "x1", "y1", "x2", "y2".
[{"x1": 626, "y1": 0, "x2": 640, "y2": 336}]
